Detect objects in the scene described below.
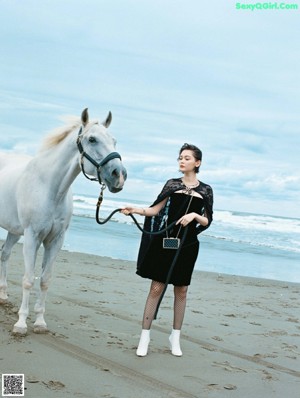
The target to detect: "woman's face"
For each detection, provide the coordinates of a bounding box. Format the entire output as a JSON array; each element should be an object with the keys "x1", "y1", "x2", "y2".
[{"x1": 178, "y1": 149, "x2": 201, "y2": 173}]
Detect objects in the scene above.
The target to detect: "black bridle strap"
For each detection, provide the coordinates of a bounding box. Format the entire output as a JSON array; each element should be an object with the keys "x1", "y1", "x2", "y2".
[{"x1": 77, "y1": 126, "x2": 122, "y2": 183}]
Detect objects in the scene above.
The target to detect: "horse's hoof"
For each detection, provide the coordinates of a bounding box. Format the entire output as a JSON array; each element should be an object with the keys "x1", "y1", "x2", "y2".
[
  {"x1": 12, "y1": 326, "x2": 27, "y2": 336},
  {"x1": 33, "y1": 325, "x2": 48, "y2": 334},
  {"x1": 0, "y1": 293, "x2": 8, "y2": 304}
]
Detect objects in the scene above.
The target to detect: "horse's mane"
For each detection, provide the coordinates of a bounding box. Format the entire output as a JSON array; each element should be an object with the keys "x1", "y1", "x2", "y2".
[
  {"x1": 40, "y1": 116, "x2": 81, "y2": 151},
  {"x1": 40, "y1": 116, "x2": 98, "y2": 151}
]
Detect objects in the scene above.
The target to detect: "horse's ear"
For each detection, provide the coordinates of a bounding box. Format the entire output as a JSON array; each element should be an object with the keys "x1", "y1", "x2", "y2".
[
  {"x1": 81, "y1": 108, "x2": 89, "y2": 126},
  {"x1": 102, "y1": 111, "x2": 112, "y2": 128}
]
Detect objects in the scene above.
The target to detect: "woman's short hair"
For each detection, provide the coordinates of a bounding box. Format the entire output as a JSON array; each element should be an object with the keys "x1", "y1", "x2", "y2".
[{"x1": 179, "y1": 143, "x2": 202, "y2": 173}]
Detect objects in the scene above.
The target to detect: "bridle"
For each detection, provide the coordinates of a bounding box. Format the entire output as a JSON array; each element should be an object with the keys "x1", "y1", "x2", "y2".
[{"x1": 76, "y1": 125, "x2": 122, "y2": 185}]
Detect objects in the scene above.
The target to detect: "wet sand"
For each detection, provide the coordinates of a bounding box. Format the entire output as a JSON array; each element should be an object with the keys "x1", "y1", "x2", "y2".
[{"x1": 0, "y1": 241, "x2": 299, "y2": 397}]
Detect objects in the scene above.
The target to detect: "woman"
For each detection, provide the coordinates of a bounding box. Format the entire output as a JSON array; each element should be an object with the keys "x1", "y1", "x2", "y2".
[{"x1": 121, "y1": 143, "x2": 213, "y2": 357}]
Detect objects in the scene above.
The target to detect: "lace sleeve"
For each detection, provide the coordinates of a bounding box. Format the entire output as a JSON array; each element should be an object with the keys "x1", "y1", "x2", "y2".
[
  {"x1": 196, "y1": 183, "x2": 213, "y2": 234},
  {"x1": 151, "y1": 178, "x2": 182, "y2": 206}
]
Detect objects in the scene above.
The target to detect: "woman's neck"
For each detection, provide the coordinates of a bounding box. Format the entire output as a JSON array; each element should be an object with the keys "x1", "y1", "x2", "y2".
[{"x1": 181, "y1": 174, "x2": 199, "y2": 187}]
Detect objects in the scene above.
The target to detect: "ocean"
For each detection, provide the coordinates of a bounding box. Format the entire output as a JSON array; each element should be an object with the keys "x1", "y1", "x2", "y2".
[
  {"x1": 1, "y1": 193, "x2": 299, "y2": 283},
  {"x1": 64, "y1": 194, "x2": 300, "y2": 283}
]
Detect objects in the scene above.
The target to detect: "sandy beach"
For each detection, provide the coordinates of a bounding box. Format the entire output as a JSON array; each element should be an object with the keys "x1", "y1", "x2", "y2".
[{"x1": 0, "y1": 241, "x2": 299, "y2": 398}]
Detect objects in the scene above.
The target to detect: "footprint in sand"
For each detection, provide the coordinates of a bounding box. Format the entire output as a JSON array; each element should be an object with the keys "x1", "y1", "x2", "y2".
[
  {"x1": 212, "y1": 361, "x2": 248, "y2": 373},
  {"x1": 43, "y1": 380, "x2": 65, "y2": 390}
]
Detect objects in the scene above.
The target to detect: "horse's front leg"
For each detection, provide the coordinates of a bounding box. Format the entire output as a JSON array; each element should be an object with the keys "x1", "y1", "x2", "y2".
[
  {"x1": 33, "y1": 233, "x2": 65, "y2": 333},
  {"x1": 13, "y1": 231, "x2": 40, "y2": 336},
  {"x1": 0, "y1": 233, "x2": 20, "y2": 303}
]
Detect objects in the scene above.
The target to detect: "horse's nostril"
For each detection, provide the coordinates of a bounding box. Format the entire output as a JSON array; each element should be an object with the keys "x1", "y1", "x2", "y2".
[{"x1": 112, "y1": 168, "x2": 119, "y2": 178}]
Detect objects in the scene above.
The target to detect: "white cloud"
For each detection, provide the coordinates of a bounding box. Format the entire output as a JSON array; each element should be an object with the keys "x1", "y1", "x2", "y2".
[{"x1": 0, "y1": 0, "x2": 299, "y2": 218}]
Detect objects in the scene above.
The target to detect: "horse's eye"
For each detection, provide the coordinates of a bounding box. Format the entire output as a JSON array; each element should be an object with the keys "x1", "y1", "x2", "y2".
[{"x1": 89, "y1": 136, "x2": 96, "y2": 143}]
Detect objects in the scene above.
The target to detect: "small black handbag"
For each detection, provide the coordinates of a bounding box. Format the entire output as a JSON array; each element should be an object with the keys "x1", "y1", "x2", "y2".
[{"x1": 163, "y1": 237, "x2": 181, "y2": 250}]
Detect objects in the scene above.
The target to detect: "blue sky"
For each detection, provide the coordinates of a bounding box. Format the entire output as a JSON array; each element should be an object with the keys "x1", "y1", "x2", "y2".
[{"x1": 1, "y1": 0, "x2": 299, "y2": 218}]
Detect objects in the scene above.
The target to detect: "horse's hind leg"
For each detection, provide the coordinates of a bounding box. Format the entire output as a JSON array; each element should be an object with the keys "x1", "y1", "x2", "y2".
[
  {"x1": 33, "y1": 233, "x2": 65, "y2": 333},
  {"x1": 0, "y1": 233, "x2": 20, "y2": 302}
]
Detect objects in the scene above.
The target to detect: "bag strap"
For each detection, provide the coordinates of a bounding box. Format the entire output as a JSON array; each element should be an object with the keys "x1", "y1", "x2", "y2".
[{"x1": 166, "y1": 192, "x2": 194, "y2": 238}]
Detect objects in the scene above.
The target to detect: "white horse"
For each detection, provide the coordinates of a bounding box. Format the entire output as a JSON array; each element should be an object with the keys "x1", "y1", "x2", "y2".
[{"x1": 0, "y1": 108, "x2": 127, "y2": 335}]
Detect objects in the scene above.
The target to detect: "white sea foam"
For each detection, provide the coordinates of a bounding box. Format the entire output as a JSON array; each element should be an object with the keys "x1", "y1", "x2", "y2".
[
  {"x1": 1, "y1": 193, "x2": 298, "y2": 283},
  {"x1": 71, "y1": 194, "x2": 300, "y2": 254}
]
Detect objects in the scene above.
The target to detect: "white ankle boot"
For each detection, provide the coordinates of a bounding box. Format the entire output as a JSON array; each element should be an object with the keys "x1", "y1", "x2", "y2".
[
  {"x1": 169, "y1": 329, "x2": 182, "y2": 356},
  {"x1": 136, "y1": 329, "x2": 150, "y2": 356}
]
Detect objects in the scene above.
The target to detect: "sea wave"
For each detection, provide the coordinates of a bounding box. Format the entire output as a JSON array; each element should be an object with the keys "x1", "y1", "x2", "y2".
[
  {"x1": 73, "y1": 194, "x2": 300, "y2": 232},
  {"x1": 213, "y1": 210, "x2": 300, "y2": 234},
  {"x1": 72, "y1": 194, "x2": 300, "y2": 255}
]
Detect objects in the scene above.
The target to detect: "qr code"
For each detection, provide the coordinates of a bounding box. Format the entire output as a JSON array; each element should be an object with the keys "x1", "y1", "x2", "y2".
[{"x1": 2, "y1": 374, "x2": 24, "y2": 397}]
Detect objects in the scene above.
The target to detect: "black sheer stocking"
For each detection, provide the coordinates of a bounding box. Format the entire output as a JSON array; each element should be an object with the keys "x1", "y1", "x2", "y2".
[
  {"x1": 173, "y1": 286, "x2": 188, "y2": 330},
  {"x1": 142, "y1": 281, "x2": 165, "y2": 329}
]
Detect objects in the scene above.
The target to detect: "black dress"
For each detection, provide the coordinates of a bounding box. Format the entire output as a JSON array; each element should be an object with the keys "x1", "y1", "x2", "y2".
[{"x1": 136, "y1": 192, "x2": 204, "y2": 286}]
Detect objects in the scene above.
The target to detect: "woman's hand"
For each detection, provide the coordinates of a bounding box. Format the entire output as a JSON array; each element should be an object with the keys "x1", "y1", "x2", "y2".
[
  {"x1": 120, "y1": 207, "x2": 135, "y2": 216},
  {"x1": 120, "y1": 197, "x2": 169, "y2": 218},
  {"x1": 176, "y1": 212, "x2": 209, "y2": 227},
  {"x1": 176, "y1": 212, "x2": 196, "y2": 226}
]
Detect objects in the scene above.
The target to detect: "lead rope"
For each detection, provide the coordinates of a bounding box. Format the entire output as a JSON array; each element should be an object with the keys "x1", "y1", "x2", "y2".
[
  {"x1": 96, "y1": 183, "x2": 183, "y2": 235},
  {"x1": 95, "y1": 185, "x2": 191, "y2": 318}
]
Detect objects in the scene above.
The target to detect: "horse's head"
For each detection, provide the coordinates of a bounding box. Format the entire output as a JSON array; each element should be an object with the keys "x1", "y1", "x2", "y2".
[{"x1": 77, "y1": 108, "x2": 127, "y2": 193}]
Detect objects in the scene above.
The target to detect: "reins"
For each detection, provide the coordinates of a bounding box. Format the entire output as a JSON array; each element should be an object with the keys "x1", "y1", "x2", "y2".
[
  {"x1": 95, "y1": 184, "x2": 190, "y2": 319},
  {"x1": 95, "y1": 183, "x2": 180, "y2": 235}
]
